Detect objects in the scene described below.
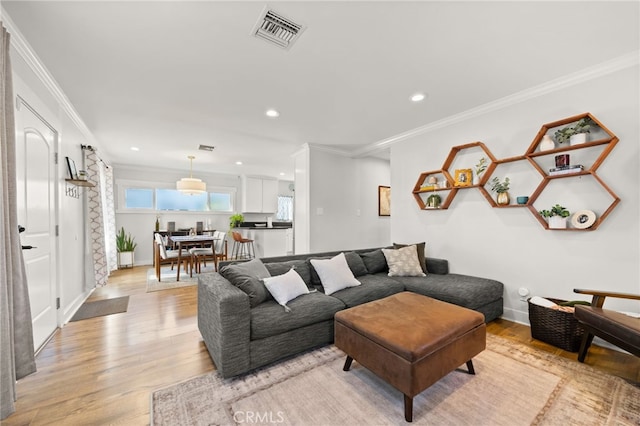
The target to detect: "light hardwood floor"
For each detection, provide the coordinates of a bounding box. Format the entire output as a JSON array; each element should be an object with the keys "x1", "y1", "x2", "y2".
[{"x1": 3, "y1": 266, "x2": 639, "y2": 425}]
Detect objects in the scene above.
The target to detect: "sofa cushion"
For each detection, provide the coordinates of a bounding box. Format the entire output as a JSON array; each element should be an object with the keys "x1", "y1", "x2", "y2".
[
  {"x1": 310, "y1": 253, "x2": 361, "y2": 295},
  {"x1": 344, "y1": 251, "x2": 369, "y2": 277},
  {"x1": 396, "y1": 273, "x2": 503, "y2": 310},
  {"x1": 393, "y1": 242, "x2": 428, "y2": 274},
  {"x1": 382, "y1": 245, "x2": 426, "y2": 277},
  {"x1": 264, "y1": 260, "x2": 312, "y2": 287},
  {"x1": 359, "y1": 249, "x2": 388, "y2": 274},
  {"x1": 219, "y1": 258, "x2": 272, "y2": 308},
  {"x1": 263, "y1": 268, "x2": 309, "y2": 310},
  {"x1": 250, "y1": 292, "x2": 346, "y2": 340},
  {"x1": 329, "y1": 273, "x2": 404, "y2": 308}
]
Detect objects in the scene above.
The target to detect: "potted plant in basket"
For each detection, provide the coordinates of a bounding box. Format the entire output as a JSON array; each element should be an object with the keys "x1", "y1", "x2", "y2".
[
  {"x1": 554, "y1": 117, "x2": 593, "y2": 145},
  {"x1": 490, "y1": 176, "x2": 510, "y2": 205},
  {"x1": 539, "y1": 204, "x2": 571, "y2": 229},
  {"x1": 116, "y1": 227, "x2": 137, "y2": 268}
]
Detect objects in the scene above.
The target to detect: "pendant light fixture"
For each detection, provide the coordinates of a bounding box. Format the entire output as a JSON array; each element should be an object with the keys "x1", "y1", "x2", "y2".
[{"x1": 176, "y1": 155, "x2": 206, "y2": 195}]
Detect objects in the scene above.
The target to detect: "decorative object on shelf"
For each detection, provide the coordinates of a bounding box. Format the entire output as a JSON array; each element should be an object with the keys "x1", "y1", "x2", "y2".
[
  {"x1": 516, "y1": 196, "x2": 529, "y2": 205},
  {"x1": 539, "y1": 135, "x2": 555, "y2": 152},
  {"x1": 554, "y1": 117, "x2": 593, "y2": 145},
  {"x1": 454, "y1": 169, "x2": 472, "y2": 187},
  {"x1": 65, "y1": 156, "x2": 78, "y2": 180},
  {"x1": 539, "y1": 204, "x2": 571, "y2": 229},
  {"x1": 196, "y1": 221, "x2": 204, "y2": 233},
  {"x1": 167, "y1": 221, "x2": 176, "y2": 232},
  {"x1": 378, "y1": 185, "x2": 391, "y2": 216},
  {"x1": 570, "y1": 210, "x2": 596, "y2": 229},
  {"x1": 490, "y1": 176, "x2": 510, "y2": 205},
  {"x1": 473, "y1": 157, "x2": 487, "y2": 185},
  {"x1": 427, "y1": 176, "x2": 437, "y2": 185},
  {"x1": 77, "y1": 170, "x2": 87, "y2": 180},
  {"x1": 177, "y1": 155, "x2": 207, "y2": 195},
  {"x1": 555, "y1": 154, "x2": 570, "y2": 168},
  {"x1": 229, "y1": 213, "x2": 245, "y2": 228},
  {"x1": 426, "y1": 193, "x2": 441, "y2": 209},
  {"x1": 116, "y1": 227, "x2": 137, "y2": 269},
  {"x1": 155, "y1": 215, "x2": 160, "y2": 232},
  {"x1": 549, "y1": 164, "x2": 584, "y2": 176}
]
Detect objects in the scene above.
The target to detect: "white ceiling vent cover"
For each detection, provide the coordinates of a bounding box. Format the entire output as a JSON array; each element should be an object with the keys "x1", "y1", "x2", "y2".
[{"x1": 251, "y1": 7, "x2": 305, "y2": 50}]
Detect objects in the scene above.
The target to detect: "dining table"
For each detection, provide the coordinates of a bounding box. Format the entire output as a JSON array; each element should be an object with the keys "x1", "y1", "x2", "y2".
[{"x1": 168, "y1": 234, "x2": 218, "y2": 281}]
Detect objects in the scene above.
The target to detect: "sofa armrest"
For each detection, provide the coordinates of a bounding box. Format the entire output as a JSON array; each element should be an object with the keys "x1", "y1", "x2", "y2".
[
  {"x1": 198, "y1": 272, "x2": 251, "y2": 378},
  {"x1": 426, "y1": 257, "x2": 449, "y2": 275}
]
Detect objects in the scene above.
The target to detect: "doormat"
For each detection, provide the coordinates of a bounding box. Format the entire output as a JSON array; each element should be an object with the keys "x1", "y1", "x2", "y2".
[{"x1": 70, "y1": 296, "x2": 130, "y2": 322}]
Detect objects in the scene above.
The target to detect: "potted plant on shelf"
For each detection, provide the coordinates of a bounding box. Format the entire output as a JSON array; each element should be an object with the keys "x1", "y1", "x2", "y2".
[
  {"x1": 539, "y1": 204, "x2": 571, "y2": 229},
  {"x1": 474, "y1": 157, "x2": 488, "y2": 185},
  {"x1": 490, "y1": 176, "x2": 510, "y2": 205},
  {"x1": 229, "y1": 213, "x2": 244, "y2": 229},
  {"x1": 116, "y1": 227, "x2": 137, "y2": 269},
  {"x1": 554, "y1": 117, "x2": 593, "y2": 145},
  {"x1": 426, "y1": 193, "x2": 441, "y2": 209}
]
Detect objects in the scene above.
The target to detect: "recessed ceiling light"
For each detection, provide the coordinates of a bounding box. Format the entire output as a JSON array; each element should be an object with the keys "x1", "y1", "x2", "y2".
[
  {"x1": 266, "y1": 109, "x2": 280, "y2": 118},
  {"x1": 236, "y1": 161, "x2": 243, "y2": 165},
  {"x1": 410, "y1": 93, "x2": 426, "y2": 102},
  {"x1": 279, "y1": 172, "x2": 285, "y2": 176},
  {"x1": 130, "y1": 146, "x2": 140, "y2": 151}
]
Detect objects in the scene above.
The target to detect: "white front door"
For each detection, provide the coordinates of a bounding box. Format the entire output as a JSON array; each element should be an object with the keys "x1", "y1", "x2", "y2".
[{"x1": 15, "y1": 97, "x2": 58, "y2": 352}]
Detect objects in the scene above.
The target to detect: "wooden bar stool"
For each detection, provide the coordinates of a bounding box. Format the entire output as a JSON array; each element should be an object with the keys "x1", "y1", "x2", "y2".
[{"x1": 231, "y1": 231, "x2": 255, "y2": 260}]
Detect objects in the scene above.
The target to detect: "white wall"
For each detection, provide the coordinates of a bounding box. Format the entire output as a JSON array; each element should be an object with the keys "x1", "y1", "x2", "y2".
[
  {"x1": 308, "y1": 146, "x2": 391, "y2": 253},
  {"x1": 391, "y1": 64, "x2": 640, "y2": 324}
]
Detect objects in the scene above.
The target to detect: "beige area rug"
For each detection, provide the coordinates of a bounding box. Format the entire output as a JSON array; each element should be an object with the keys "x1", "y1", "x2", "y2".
[
  {"x1": 146, "y1": 266, "x2": 215, "y2": 292},
  {"x1": 151, "y1": 334, "x2": 639, "y2": 425},
  {"x1": 70, "y1": 296, "x2": 129, "y2": 322}
]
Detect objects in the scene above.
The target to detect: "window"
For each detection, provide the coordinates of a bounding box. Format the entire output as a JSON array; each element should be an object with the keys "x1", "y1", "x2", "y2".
[
  {"x1": 277, "y1": 195, "x2": 293, "y2": 221},
  {"x1": 118, "y1": 180, "x2": 236, "y2": 213},
  {"x1": 125, "y1": 188, "x2": 154, "y2": 209}
]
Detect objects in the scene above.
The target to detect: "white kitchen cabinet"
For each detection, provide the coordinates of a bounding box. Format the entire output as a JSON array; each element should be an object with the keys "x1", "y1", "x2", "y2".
[{"x1": 242, "y1": 176, "x2": 278, "y2": 213}]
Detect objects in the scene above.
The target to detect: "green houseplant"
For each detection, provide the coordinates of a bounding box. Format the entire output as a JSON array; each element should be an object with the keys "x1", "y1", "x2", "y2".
[
  {"x1": 116, "y1": 227, "x2": 137, "y2": 268},
  {"x1": 490, "y1": 176, "x2": 510, "y2": 205},
  {"x1": 229, "y1": 213, "x2": 244, "y2": 229},
  {"x1": 474, "y1": 157, "x2": 488, "y2": 184},
  {"x1": 554, "y1": 117, "x2": 593, "y2": 144},
  {"x1": 539, "y1": 204, "x2": 570, "y2": 229}
]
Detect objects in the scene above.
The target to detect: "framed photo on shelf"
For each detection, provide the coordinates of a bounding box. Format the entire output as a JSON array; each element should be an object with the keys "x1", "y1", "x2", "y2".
[
  {"x1": 454, "y1": 169, "x2": 472, "y2": 187},
  {"x1": 378, "y1": 185, "x2": 390, "y2": 216},
  {"x1": 65, "y1": 156, "x2": 78, "y2": 180}
]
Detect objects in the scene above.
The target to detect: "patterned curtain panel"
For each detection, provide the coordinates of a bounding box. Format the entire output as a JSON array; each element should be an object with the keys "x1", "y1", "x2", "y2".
[
  {"x1": 84, "y1": 148, "x2": 108, "y2": 286},
  {"x1": 0, "y1": 23, "x2": 36, "y2": 420},
  {"x1": 102, "y1": 164, "x2": 117, "y2": 272}
]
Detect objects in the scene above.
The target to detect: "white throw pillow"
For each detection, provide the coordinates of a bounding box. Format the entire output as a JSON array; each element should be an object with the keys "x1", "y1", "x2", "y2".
[
  {"x1": 382, "y1": 245, "x2": 426, "y2": 277},
  {"x1": 310, "y1": 252, "x2": 361, "y2": 295},
  {"x1": 263, "y1": 268, "x2": 309, "y2": 310}
]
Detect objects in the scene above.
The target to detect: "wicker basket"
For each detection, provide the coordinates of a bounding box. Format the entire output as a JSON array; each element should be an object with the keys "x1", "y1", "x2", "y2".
[{"x1": 528, "y1": 297, "x2": 586, "y2": 352}]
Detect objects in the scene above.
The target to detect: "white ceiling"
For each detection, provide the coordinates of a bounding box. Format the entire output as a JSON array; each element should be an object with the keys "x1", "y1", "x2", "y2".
[{"x1": 3, "y1": 1, "x2": 638, "y2": 181}]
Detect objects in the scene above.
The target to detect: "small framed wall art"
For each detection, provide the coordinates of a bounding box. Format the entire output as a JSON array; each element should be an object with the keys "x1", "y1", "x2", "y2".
[
  {"x1": 378, "y1": 185, "x2": 390, "y2": 216},
  {"x1": 65, "y1": 156, "x2": 78, "y2": 180},
  {"x1": 454, "y1": 169, "x2": 472, "y2": 187}
]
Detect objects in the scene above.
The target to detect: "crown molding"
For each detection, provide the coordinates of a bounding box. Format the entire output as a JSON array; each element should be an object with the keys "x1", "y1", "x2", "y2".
[
  {"x1": 2, "y1": 9, "x2": 101, "y2": 150},
  {"x1": 353, "y1": 50, "x2": 640, "y2": 158}
]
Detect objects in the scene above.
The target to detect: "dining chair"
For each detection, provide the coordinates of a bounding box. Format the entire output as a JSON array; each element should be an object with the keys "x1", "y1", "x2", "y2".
[{"x1": 154, "y1": 233, "x2": 190, "y2": 281}]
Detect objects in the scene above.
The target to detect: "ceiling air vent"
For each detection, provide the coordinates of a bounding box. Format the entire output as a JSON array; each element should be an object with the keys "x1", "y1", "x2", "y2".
[
  {"x1": 198, "y1": 144, "x2": 215, "y2": 152},
  {"x1": 251, "y1": 7, "x2": 305, "y2": 50}
]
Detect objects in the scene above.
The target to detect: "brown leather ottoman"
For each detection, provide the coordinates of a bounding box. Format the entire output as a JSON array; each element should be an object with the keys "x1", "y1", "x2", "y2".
[{"x1": 334, "y1": 292, "x2": 486, "y2": 422}]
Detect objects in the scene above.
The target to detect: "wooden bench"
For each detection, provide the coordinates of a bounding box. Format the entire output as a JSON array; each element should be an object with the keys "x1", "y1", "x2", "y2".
[{"x1": 335, "y1": 292, "x2": 486, "y2": 422}]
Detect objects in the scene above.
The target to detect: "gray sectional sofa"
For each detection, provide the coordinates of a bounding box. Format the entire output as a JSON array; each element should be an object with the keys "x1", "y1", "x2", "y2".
[{"x1": 197, "y1": 247, "x2": 504, "y2": 378}]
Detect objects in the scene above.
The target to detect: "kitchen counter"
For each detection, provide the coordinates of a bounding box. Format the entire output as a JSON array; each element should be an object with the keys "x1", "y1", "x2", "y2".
[{"x1": 235, "y1": 227, "x2": 293, "y2": 257}]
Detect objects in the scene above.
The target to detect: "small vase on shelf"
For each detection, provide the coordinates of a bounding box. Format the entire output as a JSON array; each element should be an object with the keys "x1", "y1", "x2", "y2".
[
  {"x1": 539, "y1": 135, "x2": 555, "y2": 152},
  {"x1": 496, "y1": 192, "x2": 510, "y2": 206}
]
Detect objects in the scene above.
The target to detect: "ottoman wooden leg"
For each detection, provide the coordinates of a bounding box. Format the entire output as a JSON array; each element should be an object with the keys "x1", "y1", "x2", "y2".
[
  {"x1": 343, "y1": 356, "x2": 353, "y2": 371},
  {"x1": 466, "y1": 360, "x2": 475, "y2": 375},
  {"x1": 404, "y1": 394, "x2": 413, "y2": 422}
]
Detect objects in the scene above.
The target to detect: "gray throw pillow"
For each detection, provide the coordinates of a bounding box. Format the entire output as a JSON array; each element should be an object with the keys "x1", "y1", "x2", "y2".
[
  {"x1": 220, "y1": 259, "x2": 272, "y2": 308},
  {"x1": 393, "y1": 242, "x2": 428, "y2": 274},
  {"x1": 264, "y1": 260, "x2": 312, "y2": 287},
  {"x1": 344, "y1": 251, "x2": 369, "y2": 277},
  {"x1": 359, "y1": 249, "x2": 388, "y2": 274}
]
